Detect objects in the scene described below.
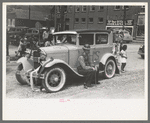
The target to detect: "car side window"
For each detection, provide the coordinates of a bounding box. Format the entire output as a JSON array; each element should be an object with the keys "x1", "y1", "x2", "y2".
[
  {"x1": 79, "y1": 34, "x2": 94, "y2": 45},
  {"x1": 96, "y1": 34, "x2": 108, "y2": 44}
]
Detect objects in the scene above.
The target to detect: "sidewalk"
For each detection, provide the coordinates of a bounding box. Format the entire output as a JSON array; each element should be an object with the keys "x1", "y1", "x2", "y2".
[{"x1": 132, "y1": 40, "x2": 144, "y2": 43}]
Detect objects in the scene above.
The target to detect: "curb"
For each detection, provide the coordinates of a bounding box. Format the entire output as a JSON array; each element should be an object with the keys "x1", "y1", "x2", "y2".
[{"x1": 132, "y1": 40, "x2": 144, "y2": 43}]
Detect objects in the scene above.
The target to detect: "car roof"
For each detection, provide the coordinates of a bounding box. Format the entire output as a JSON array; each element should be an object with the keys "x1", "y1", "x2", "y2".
[{"x1": 53, "y1": 29, "x2": 111, "y2": 35}]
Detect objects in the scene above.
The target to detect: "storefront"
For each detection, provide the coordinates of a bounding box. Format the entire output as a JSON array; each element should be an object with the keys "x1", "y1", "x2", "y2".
[
  {"x1": 106, "y1": 19, "x2": 134, "y2": 36},
  {"x1": 136, "y1": 13, "x2": 145, "y2": 37}
]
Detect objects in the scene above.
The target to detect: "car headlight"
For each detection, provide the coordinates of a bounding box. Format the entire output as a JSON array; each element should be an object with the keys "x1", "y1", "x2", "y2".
[{"x1": 40, "y1": 49, "x2": 47, "y2": 61}]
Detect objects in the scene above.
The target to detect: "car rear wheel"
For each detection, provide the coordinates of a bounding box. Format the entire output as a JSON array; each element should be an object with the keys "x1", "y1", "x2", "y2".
[
  {"x1": 43, "y1": 67, "x2": 66, "y2": 93},
  {"x1": 104, "y1": 59, "x2": 116, "y2": 79}
]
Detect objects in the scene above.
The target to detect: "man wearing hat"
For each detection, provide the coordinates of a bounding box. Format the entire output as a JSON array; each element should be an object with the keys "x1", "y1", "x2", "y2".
[{"x1": 77, "y1": 44, "x2": 100, "y2": 89}]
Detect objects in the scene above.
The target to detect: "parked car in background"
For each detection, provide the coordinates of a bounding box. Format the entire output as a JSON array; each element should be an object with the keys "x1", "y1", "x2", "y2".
[
  {"x1": 111, "y1": 28, "x2": 133, "y2": 43},
  {"x1": 138, "y1": 44, "x2": 144, "y2": 59},
  {"x1": 122, "y1": 30, "x2": 133, "y2": 43},
  {"x1": 8, "y1": 26, "x2": 29, "y2": 45},
  {"x1": 16, "y1": 29, "x2": 120, "y2": 92}
]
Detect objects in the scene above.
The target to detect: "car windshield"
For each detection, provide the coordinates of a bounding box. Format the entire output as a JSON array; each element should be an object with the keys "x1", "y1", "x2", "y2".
[{"x1": 54, "y1": 34, "x2": 76, "y2": 45}]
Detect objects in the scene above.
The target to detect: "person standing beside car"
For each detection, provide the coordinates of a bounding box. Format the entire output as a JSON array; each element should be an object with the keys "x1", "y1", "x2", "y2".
[
  {"x1": 77, "y1": 44, "x2": 100, "y2": 89},
  {"x1": 120, "y1": 45, "x2": 127, "y2": 73},
  {"x1": 42, "y1": 28, "x2": 49, "y2": 43}
]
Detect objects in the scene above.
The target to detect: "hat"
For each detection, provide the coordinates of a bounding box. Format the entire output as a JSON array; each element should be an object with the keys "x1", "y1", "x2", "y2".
[{"x1": 82, "y1": 44, "x2": 90, "y2": 50}]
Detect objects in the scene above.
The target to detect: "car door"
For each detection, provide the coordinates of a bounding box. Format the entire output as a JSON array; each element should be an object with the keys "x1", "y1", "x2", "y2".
[
  {"x1": 77, "y1": 33, "x2": 95, "y2": 67},
  {"x1": 94, "y1": 33, "x2": 113, "y2": 65}
]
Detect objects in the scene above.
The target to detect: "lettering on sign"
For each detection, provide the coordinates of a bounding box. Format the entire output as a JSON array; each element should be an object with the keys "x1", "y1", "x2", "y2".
[{"x1": 107, "y1": 20, "x2": 134, "y2": 26}]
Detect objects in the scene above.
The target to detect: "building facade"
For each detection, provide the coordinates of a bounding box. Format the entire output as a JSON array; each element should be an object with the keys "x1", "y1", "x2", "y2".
[
  {"x1": 55, "y1": 5, "x2": 145, "y2": 39},
  {"x1": 7, "y1": 5, "x2": 145, "y2": 39},
  {"x1": 7, "y1": 5, "x2": 53, "y2": 29}
]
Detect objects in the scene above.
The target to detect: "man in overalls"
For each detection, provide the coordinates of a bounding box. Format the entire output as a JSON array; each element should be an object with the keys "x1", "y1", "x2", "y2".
[{"x1": 77, "y1": 44, "x2": 100, "y2": 89}]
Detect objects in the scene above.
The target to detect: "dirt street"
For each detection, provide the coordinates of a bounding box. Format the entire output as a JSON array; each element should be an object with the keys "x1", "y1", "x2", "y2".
[{"x1": 5, "y1": 43, "x2": 145, "y2": 99}]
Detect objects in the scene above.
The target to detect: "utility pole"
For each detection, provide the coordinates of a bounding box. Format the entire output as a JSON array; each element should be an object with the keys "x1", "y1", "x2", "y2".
[
  {"x1": 60, "y1": 6, "x2": 65, "y2": 31},
  {"x1": 123, "y1": 6, "x2": 126, "y2": 30},
  {"x1": 28, "y1": 5, "x2": 30, "y2": 27},
  {"x1": 86, "y1": 6, "x2": 89, "y2": 29}
]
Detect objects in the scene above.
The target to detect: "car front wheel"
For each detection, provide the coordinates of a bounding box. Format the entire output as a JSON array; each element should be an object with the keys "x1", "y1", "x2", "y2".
[
  {"x1": 104, "y1": 59, "x2": 116, "y2": 79},
  {"x1": 43, "y1": 67, "x2": 66, "y2": 93}
]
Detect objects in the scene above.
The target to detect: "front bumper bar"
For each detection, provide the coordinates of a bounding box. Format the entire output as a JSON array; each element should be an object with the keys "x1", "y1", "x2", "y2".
[{"x1": 25, "y1": 72, "x2": 45, "y2": 79}]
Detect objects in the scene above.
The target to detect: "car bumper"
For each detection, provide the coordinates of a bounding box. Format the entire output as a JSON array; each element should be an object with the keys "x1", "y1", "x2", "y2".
[{"x1": 25, "y1": 72, "x2": 45, "y2": 79}]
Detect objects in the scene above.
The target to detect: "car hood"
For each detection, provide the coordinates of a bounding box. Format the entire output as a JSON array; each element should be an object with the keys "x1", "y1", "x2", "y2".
[{"x1": 40, "y1": 45, "x2": 69, "y2": 54}]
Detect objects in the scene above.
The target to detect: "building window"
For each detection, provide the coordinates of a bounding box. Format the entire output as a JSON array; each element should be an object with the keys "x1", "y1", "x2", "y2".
[
  {"x1": 65, "y1": 18, "x2": 70, "y2": 24},
  {"x1": 141, "y1": 5, "x2": 145, "y2": 12},
  {"x1": 89, "y1": 18, "x2": 93, "y2": 23},
  {"x1": 81, "y1": 18, "x2": 86, "y2": 23},
  {"x1": 141, "y1": 5, "x2": 145, "y2": 8},
  {"x1": 99, "y1": 6, "x2": 104, "y2": 11},
  {"x1": 12, "y1": 19, "x2": 15, "y2": 27},
  {"x1": 90, "y1": 6, "x2": 95, "y2": 11},
  {"x1": 8, "y1": 19, "x2": 11, "y2": 26},
  {"x1": 98, "y1": 17, "x2": 103, "y2": 23},
  {"x1": 75, "y1": 18, "x2": 79, "y2": 23},
  {"x1": 82, "y1": 6, "x2": 86, "y2": 12},
  {"x1": 122, "y1": 6, "x2": 129, "y2": 10},
  {"x1": 57, "y1": 6, "x2": 61, "y2": 13},
  {"x1": 114, "y1": 6, "x2": 121, "y2": 10},
  {"x1": 68, "y1": 6, "x2": 73, "y2": 13},
  {"x1": 64, "y1": 6, "x2": 68, "y2": 13},
  {"x1": 75, "y1": 6, "x2": 80, "y2": 12}
]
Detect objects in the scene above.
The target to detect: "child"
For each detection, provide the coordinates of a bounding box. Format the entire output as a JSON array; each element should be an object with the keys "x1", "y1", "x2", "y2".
[{"x1": 120, "y1": 45, "x2": 127, "y2": 73}]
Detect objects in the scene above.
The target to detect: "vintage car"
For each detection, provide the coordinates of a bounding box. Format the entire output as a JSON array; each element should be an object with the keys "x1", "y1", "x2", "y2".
[
  {"x1": 122, "y1": 30, "x2": 133, "y2": 43},
  {"x1": 138, "y1": 44, "x2": 144, "y2": 59},
  {"x1": 16, "y1": 29, "x2": 120, "y2": 92},
  {"x1": 8, "y1": 26, "x2": 29, "y2": 45}
]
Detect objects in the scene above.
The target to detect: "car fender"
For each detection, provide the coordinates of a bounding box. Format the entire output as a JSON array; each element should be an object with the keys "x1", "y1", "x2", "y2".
[
  {"x1": 99, "y1": 53, "x2": 120, "y2": 74},
  {"x1": 40, "y1": 58, "x2": 84, "y2": 77},
  {"x1": 17, "y1": 57, "x2": 34, "y2": 72},
  {"x1": 100, "y1": 53, "x2": 116, "y2": 64}
]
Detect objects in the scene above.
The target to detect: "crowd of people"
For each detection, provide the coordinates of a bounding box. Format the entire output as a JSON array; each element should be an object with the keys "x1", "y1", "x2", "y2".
[{"x1": 16, "y1": 27, "x2": 53, "y2": 58}]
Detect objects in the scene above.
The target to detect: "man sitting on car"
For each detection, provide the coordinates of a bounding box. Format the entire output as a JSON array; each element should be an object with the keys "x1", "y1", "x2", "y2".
[{"x1": 77, "y1": 44, "x2": 100, "y2": 89}]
